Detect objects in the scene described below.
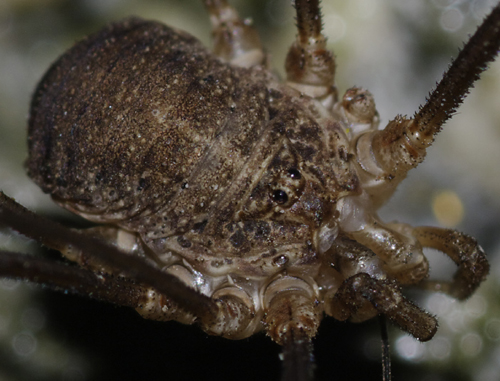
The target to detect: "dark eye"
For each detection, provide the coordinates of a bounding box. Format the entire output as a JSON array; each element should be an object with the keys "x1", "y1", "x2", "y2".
[
  {"x1": 272, "y1": 189, "x2": 289, "y2": 204},
  {"x1": 287, "y1": 168, "x2": 301, "y2": 179}
]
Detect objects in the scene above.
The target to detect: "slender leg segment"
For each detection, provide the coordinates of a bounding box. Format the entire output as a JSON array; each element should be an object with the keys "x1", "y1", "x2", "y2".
[
  {"x1": 0, "y1": 192, "x2": 218, "y2": 322},
  {"x1": 0, "y1": 193, "x2": 257, "y2": 339},
  {"x1": 379, "y1": 315, "x2": 392, "y2": 381},
  {"x1": 0, "y1": 249, "x2": 148, "y2": 308},
  {"x1": 264, "y1": 277, "x2": 321, "y2": 381},
  {"x1": 280, "y1": 329, "x2": 314, "y2": 381}
]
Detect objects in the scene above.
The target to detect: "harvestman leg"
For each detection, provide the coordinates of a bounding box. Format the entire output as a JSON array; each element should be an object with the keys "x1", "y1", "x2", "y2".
[
  {"x1": 0, "y1": 196, "x2": 319, "y2": 380},
  {"x1": 0, "y1": 192, "x2": 255, "y2": 338},
  {"x1": 0, "y1": 192, "x2": 215, "y2": 318},
  {"x1": 0, "y1": 196, "x2": 321, "y2": 378}
]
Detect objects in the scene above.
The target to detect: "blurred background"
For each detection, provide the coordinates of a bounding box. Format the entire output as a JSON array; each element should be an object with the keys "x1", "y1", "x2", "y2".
[{"x1": 0, "y1": 0, "x2": 499, "y2": 380}]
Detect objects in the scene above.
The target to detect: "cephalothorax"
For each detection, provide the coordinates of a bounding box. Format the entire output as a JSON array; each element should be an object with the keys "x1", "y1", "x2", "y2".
[{"x1": 0, "y1": 0, "x2": 498, "y2": 379}]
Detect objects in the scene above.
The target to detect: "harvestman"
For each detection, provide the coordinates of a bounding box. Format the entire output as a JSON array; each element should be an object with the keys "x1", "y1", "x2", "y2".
[{"x1": 0, "y1": 1, "x2": 499, "y2": 380}]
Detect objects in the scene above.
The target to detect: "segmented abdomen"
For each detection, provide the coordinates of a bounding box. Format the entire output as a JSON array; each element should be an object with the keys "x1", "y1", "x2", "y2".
[{"x1": 27, "y1": 18, "x2": 274, "y2": 231}]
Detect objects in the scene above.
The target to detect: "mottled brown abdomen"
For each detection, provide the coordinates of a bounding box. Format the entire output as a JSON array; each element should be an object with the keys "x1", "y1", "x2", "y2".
[{"x1": 27, "y1": 18, "x2": 273, "y2": 227}]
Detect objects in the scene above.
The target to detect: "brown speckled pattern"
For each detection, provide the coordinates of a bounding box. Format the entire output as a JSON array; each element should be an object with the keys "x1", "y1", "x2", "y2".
[{"x1": 28, "y1": 18, "x2": 358, "y2": 265}]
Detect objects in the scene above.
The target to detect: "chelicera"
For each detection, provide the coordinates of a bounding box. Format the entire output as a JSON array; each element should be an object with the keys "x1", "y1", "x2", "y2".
[{"x1": 0, "y1": 1, "x2": 499, "y2": 380}]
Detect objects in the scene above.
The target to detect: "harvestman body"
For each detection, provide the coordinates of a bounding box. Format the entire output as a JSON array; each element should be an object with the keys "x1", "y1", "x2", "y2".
[{"x1": 0, "y1": 0, "x2": 499, "y2": 380}]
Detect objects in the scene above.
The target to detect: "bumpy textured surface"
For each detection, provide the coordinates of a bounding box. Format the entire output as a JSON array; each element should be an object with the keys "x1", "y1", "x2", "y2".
[
  {"x1": 21, "y1": 0, "x2": 493, "y2": 351},
  {"x1": 28, "y1": 18, "x2": 357, "y2": 270}
]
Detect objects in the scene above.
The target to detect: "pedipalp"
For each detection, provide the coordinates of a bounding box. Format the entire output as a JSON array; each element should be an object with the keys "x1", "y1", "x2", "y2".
[{"x1": 413, "y1": 226, "x2": 489, "y2": 300}]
